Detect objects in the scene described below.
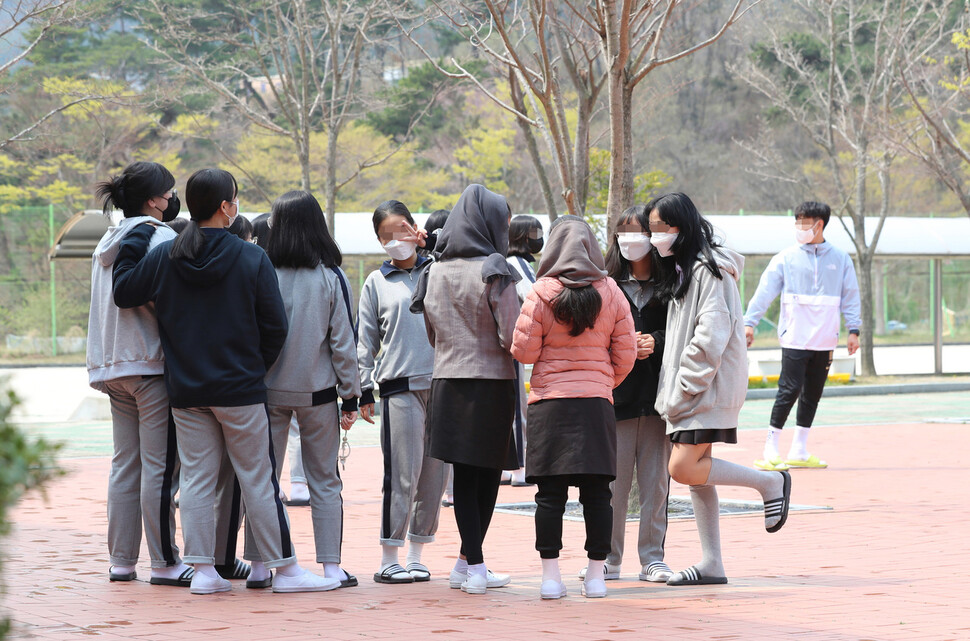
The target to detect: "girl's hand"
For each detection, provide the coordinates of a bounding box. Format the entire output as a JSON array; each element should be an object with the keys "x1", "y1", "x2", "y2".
[
  {"x1": 399, "y1": 220, "x2": 428, "y2": 248},
  {"x1": 340, "y1": 411, "x2": 357, "y2": 430},
  {"x1": 636, "y1": 332, "x2": 655, "y2": 360},
  {"x1": 360, "y1": 403, "x2": 375, "y2": 424}
]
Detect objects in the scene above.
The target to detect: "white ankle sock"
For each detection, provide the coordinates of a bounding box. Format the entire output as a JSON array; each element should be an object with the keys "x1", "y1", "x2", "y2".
[
  {"x1": 193, "y1": 563, "x2": 220, "y2": 580},
  {"x1": 276, "y1": 562, "x2": 302, "y2": 578},
  {"x1": 323, "y1": 562, "x2": 346, "y2": 580},
  {"x1": 405, "y1": 542, "x2": 424, "y2": 566},
  {"x1": 789, "y1": 426, "x2": 811, "y2": 460},
  {"x1": 249, "y1": 561, "x2": 270, "y2": 581},
  {"x1": 467, "y1": 562, "x2": 487, "y2": 578},
  {"x1": 452, "y1": 558, "x2": 468, "y2": 574},
  {"x1": 585, "y1": 559, "x2": 605, "y2": 582},
  {"x1": 380, "y1": 544, "x2": 400, "y2": 570},
  {"x1": 541, "y1": 558, "x2": 561, "y2": 583},
  {"x1": 764, "y1": 427, "x2": 782, "y2": 459},
  {"x1": 152, "y1": 562, "x2": 191, "y2": 579},
  {"x1": 111, "y1": 564, "x2": 136, "y2": 575}
]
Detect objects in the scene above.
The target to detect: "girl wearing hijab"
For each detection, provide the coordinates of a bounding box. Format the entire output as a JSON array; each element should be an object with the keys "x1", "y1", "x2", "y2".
[
  {"x1": 650, "y1": 193, "x2": 791, "y2": 587},
  {"x1": 410, "y1": 184, "x2": 520, "y2": 595},
  {"x1": 261, "y1": 190, "x2": 361, "y2": 589},
  {"x1": 112, "y1": 168, "x2": 337, "y2": 594},
  {"x1": 90, "y1": 161, "x2": 191, "y2": 586},
  {"x1": 510, "y1": 215, "x2": 636, "y2": 600},
  {"x1": 359, "y1": 200, "x2": 448, "y2": 585},
  {"x1": 504, "y1": 215, "x2": 544, "y2": 486}
]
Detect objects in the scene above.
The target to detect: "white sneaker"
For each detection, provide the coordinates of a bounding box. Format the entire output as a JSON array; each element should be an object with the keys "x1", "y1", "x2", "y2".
[
  {"x1": 449, "y1": 568, "x2": 511, "y2": 589},
  {"x1": 272, "y1": 569, "x2": 341, "y2": 593},
  {"x1": 577, "y1": 563, "x2": 621, "y2": 580},
  {"x1": 540, "y1": 579, "x2": 567, "y2": 600},
  {"x1": 582, "y1": 578, "x2": 607, "y2": 598},
  {"x1": 289, "y1": 481, "x2": 310, "y2": 503},
  {"x1": 189, "y1": 572, "x2": 231, "y2": 595},
  {"x1": 460, "y1": 572, "x2": 487, "y2": 595}
]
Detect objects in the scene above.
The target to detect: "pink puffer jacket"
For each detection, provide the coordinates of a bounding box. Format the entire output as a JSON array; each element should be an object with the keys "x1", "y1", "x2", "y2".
[{"x1": 511, "y1": 276, "x2": 636, "y2": 404}]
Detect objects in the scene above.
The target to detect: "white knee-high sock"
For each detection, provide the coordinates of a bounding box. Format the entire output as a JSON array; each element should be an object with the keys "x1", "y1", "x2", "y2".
[
  {"x1": 789, "y1": 426, "x2": 811, "y2": 460},
  {"x1": 689, "y1": 484, "x2": 725, "y2": 577},
  {"x1": 707, "y1": 458, "x2": 781, "y2": 498}
]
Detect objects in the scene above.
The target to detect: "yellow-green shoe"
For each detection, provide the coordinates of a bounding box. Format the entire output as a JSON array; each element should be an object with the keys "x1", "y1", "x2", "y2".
[
  {"x1": 754, "y1": 457, "x2": 790, "y2": 471},
  {"x1": 785, "y1": 454, "x2": 828, "y2": 469}
]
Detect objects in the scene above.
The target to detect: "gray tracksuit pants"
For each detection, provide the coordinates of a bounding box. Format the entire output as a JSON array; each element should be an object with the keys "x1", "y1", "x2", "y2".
[
  {"x1": 286, "y1": 417, "x2": 306, "y2": 484},
  {"x1": 172, "y1": 404, "x2": 296, "y2": 568},
  {"x1": 247, "y1": 402, "x2": 344, "y2": 564},
  {"x1": 607, "y1": 414, "x2": 671, "y2": 568},
  {"x1": 212, "y1": 449, "x2": 244, "y2": 567},
  {"x1": 380, "y1": 389, "x2": 447, "y2": 546},
  {"x1": 103, "y1": 375, "x2": 181, "y2": 568}
]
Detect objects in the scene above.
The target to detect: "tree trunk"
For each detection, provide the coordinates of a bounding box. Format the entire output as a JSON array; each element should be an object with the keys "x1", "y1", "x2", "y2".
[
  {"x1": 856, "y1": 252, "x2": 876, "y2": 375},
  {"x1": 573, "y1": 94, "x2": 592, "y2": 216},
  {"x1": 510, "y1": 70, "x2": 558, "y2": 222},
  {"x1": 620, "y1": 81, "x2": 635, "y2": 214},
  {"x1": 325, "y1": 125, "x2": 338, "y2": 233},
  {"x1": 605, "y1": 69, "x2": 625, "y2": 237}
]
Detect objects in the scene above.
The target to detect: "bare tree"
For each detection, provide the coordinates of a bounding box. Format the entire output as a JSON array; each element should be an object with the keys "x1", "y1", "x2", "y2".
[
  {"x1": 0, "y1": 0, "x2": 105, "y2": 149},
  {"x1": 892, "y1": 15, "x2": 970, "y2": 215},
  {"x1": 141, "y1": 0, "x2": 421, "y2": 231},
  {"x1": 735, "y1": 0, "x2": 953, "y2": 375}
]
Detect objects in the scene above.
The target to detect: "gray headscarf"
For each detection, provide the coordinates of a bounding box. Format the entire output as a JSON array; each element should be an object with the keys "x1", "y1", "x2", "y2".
[
  {"x1": 410, "y1": 184, "x2": 520, "y2": 313},
  {"x1": 536, "y1": 215, "x2": 607, "y2": 288}
]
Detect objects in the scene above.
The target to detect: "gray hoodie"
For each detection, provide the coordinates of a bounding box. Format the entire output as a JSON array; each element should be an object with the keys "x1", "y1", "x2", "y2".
[
  {"x1": 87, "y1": 216, "x2": 176, "y2": 389},
  {"x1": 264, "y1": 265, "x2": 361, "y2": 407},
  {"x1": 655, "y1": 248, "x2": 748, "y2": 434}
]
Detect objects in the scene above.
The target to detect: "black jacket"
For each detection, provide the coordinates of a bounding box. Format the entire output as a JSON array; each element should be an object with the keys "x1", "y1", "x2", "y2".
[
  {"x1": 113, "y1": 224, "x2": 288, "y2": 409},
  {"x1": 612, "y1": 281, "x2": 667, "y2": 421}
]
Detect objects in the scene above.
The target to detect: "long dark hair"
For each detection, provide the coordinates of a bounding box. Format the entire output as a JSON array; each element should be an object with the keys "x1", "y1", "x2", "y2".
[
  {"x1": 170, "y1": 168, "x2": 237, "y2": 261},
  {"x1": 95, "y1": 161, "x2": 174, "y2": 218},
  {"x1": 372, "y1": 200, "x2": 415, "y2": 235},
  {"x1": 605, "y1": 204, "x2": 665, "y2": 282},
  {"x1": 551, "y1": 285, "x2": 601, "y2": 337},
  {"x1": 651, "y1": 192, "x2": 723, "y2": 302},
  {"x1": 508, "y1": 215, "x2": 542, "y2": 259},
  {"x1": 266, "y1": 190, "x2": 342, "y2": 269}
]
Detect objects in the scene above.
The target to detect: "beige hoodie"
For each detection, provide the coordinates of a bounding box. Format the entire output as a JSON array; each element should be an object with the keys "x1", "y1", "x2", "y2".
[{"x1": 655, "y1": 248, "x2": 747, "y2": 433}]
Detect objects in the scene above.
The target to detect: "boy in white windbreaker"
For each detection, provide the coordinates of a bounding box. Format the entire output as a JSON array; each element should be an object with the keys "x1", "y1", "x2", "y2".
[{"x1": 743, "y1": 201, "x2": 861, "y2": 470}]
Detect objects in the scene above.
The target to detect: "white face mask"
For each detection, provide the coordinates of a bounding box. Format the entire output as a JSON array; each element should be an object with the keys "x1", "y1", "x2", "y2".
[
  {"x1": 617, "y1": 233, "x2": 652, "y2": 262},
  {"x1": 795, "y1": 221, "x2": 818, "y2": 244},
  {"x1": 225, "y1": 199, "x2": 239, "y2": 229},
  {"x1": 650, "y1": 231, "x2": 678, "y2": 257},
  {"x1": 384, "y1": 239, "x2": 416, "y2": 261}
]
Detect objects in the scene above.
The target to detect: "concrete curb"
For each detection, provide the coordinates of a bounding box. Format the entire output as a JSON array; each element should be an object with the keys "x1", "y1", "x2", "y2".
[{"x1": 746, "y1": 381, "x2": 970, "y2": 400}]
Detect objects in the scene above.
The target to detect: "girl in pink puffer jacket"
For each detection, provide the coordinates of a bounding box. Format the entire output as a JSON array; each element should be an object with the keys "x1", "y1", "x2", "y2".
[{"x1": 510, "y1": 215, "x2": 636, "y2": 601}]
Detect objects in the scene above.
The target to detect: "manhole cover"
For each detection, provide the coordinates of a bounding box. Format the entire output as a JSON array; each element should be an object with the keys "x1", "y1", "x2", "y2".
[{"x1": 495, "y1": 496, "x2": 830, "y2": 522}]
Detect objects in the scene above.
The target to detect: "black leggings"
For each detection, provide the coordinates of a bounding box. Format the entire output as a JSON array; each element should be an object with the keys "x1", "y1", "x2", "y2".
[
  {"x1": 452, "y1": 463, "x2": 502, "y2": 566},
  {"x1": 770, "y1": 348, "x2": 833, "y2": 428},
  {"x1": 534, "y1": 474, "x2": 612, "y2": 560}
]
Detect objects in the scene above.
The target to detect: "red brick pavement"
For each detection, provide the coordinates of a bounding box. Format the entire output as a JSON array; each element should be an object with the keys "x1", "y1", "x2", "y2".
[{"x1": 3, "y1": 423, "x2": 968, "y2": 640}]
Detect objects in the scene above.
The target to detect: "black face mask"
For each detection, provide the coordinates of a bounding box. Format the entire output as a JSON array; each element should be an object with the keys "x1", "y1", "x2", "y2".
[
  {"x1": 162, "y1": 195, "x2": 181, "y2": 222},
  {"x1": 527, "y1": 237, "x2": 544, "y2": 255}
]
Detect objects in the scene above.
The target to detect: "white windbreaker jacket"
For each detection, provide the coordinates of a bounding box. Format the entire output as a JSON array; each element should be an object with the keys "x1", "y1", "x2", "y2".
[{"x1": 743, "y1": 241, "x2": 861, "y2": 351}]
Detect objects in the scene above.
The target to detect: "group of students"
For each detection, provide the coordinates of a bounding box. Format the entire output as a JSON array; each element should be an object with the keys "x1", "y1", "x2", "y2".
[{"x1": 89, "y1": 160, "x2": 860, "y2": 599}]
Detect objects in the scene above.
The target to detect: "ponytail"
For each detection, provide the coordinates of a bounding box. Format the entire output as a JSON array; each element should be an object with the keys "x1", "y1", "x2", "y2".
[
  {"x1": 169, "y1": 219, "x2": 206, "y2": 261},
  {"x1": 94, "y1": 161, "x2": 174, "y2": 218},
  {"x1": 551, "y1": 285, "x2": 602, "y2": 336}
]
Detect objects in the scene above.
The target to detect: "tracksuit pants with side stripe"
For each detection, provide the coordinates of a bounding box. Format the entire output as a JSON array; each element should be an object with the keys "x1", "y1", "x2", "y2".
[
  {"x1": 172, "y1": 404, "x2": 296, "y2": 568},
  {"x1": 103, "y1": 375, "x2": 181, "y2": 568},
  {"x1": 380, "y1": 389, "x2": 447, "y2": 547},
  {"x1": 250, "y1": 402, "x2": 344, "y2": 564}
]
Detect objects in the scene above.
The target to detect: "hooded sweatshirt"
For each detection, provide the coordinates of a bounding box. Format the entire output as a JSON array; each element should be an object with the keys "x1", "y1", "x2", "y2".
[
  {"x1": 655, "y1": 248, "x2": 748, "y2": 434},
  {"x1": 743, "y1": 241, "x2": 861, "y2": 351},
  {"x1": 87, "y1": 216, "x2": 177, "y2": 389},
  {"x1": 112, "y1": 224, "x2": 288, "y2": 409}
]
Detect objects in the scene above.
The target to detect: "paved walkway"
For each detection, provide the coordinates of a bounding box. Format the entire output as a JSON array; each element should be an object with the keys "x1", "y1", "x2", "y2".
[{"x1": 4, "y1": 420, "x2": 969, "y2": 640}]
